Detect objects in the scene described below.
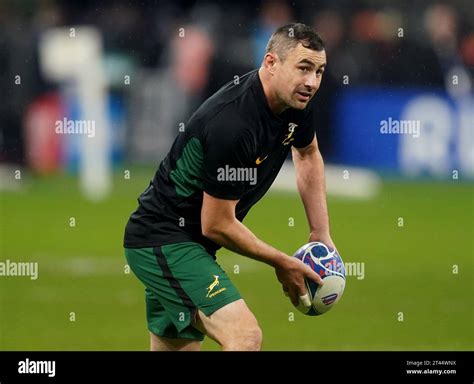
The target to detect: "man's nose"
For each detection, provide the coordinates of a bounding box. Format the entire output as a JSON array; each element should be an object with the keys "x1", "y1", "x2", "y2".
[{"x1": 304, "y1": 72, "x2": 318, "y2": 90}]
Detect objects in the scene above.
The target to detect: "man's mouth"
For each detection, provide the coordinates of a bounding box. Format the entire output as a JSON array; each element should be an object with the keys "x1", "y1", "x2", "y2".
[{"x1": 296, "y1": 91, "x2": 311, "y2": 101}]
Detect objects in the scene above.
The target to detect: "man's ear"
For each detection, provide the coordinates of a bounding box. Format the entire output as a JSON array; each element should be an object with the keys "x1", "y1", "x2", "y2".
[{"x1": 263, "y1": 53, "x2": 278, "y2": 74}]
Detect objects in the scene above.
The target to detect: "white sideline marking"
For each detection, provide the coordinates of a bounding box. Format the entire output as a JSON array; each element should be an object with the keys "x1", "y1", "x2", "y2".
[
  {"x1": 271, "y1": 162, "x2": 381, "y2": 199},
  {"x1": 34, "y1": 256, "x2": 121, "y2": 276},
  {"x1": 0, "y1": 165, "x2": 23, "y2": 191}
]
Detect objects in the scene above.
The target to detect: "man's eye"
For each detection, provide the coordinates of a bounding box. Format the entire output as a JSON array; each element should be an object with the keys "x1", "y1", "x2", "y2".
[{"x1": 300, "y1": 67, "x2": 309, "y2": 72}]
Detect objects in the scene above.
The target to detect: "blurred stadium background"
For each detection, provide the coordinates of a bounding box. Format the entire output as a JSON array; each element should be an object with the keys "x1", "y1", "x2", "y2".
[{"x1": 0, "y1": 0, "x2": 472, "y2": 351}]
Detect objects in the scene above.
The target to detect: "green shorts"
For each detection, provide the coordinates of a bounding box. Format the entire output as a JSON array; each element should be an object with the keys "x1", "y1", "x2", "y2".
[{"x1": 124, "y1": 242, "x2": 241, "y2": 341}]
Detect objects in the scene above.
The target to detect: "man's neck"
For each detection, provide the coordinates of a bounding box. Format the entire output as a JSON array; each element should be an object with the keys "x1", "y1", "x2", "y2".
[{"x1": 258, "y1": 68, "x2": 288, "y2": 115}]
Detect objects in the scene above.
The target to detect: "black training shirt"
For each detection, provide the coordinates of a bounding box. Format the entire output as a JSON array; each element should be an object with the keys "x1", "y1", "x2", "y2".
[{"x1": 124, "y1": 69, "x2": 316, "y2": 255}]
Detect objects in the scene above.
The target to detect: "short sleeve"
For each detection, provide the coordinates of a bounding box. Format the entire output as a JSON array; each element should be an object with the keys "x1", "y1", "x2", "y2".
[
  {"x1": 202, "y1": 109, "x2": 256, "y2": 200},
  {"x1": 291, "y1": 100, "x2": 316, "y2": 149}
]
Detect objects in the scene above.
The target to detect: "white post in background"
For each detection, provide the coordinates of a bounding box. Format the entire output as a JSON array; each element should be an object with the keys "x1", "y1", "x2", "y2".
[{"x1": 39, "y1": 26, "x2": 111, "y2": 201}]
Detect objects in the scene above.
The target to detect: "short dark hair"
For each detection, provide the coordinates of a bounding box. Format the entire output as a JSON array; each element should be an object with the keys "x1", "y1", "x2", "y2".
[{"x1": 265, "y1": 23, "x2": 325, "y2": 61}]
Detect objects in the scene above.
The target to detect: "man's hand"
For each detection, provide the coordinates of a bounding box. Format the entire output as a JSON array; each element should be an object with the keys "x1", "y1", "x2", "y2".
[
  {"x1": 309, "y1": 231, "x2": 337, "y2": 252},
  {"x1": 274, "y1": 256, "x2": 324, "y2": 307}
]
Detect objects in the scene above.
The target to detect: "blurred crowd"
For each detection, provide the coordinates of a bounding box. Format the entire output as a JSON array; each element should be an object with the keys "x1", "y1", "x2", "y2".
[{"x1": 1, "y1": 0, "x2": 473, "y2": 164}]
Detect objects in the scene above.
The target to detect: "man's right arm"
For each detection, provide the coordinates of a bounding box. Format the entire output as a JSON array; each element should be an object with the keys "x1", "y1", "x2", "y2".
[{"x1": 201, "y1": 192, "x2": 323, "y2": 306}]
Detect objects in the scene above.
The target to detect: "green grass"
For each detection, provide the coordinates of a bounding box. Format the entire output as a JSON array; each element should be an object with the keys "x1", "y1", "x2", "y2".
[{"x1": 0, "y1": 167, "x2": 473, "y2": 350}]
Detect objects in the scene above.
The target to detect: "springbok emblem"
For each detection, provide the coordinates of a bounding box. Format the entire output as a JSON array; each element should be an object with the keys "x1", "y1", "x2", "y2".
[
  {"x1": 282, "y1": 122, "x2": 298, "y2": 145},
  {"x1": 206, "y1": 275, "x2": 220, "y2": 297}
]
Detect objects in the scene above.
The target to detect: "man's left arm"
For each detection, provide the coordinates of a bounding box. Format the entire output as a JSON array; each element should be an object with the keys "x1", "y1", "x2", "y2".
[{"x1": 292, "y1": 135, "x2": 336, "y2": 249}]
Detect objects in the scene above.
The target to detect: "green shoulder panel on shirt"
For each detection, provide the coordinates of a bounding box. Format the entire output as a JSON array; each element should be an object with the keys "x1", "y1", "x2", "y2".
[{"x1": 169, "y1": 137, "x2": 204, "y2": 197}]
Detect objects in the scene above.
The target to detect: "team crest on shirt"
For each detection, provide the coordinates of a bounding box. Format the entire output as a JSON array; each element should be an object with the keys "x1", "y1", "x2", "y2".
[{"x1": 282, "y1": 122, "x2": 298, "y2": 145}]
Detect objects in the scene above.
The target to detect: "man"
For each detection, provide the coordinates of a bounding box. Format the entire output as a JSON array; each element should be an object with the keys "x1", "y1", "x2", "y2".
[{"x1": 124, "y1": 23, "x2": 335, "y2": 351}]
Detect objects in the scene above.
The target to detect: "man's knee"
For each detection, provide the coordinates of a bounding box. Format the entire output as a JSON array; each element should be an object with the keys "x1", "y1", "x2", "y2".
[
  {"x1": 194, "y1": 299, "x2": 263, "y2": 351},
  {"x1": 222, "y1": 323, "x2": 262, "y2": 351}
]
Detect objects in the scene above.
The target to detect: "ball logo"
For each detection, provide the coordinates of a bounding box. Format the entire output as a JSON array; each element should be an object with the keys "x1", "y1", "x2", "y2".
[{"x1": 321, "y1": 293, "x2": 338, "y2": 305}]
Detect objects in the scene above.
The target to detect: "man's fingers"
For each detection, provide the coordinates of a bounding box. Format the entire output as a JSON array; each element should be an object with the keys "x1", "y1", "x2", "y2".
[
  {"x1": 299, "y1": 292, "x2": 311, "y2": 308},
  {"x1": 304, "y1": 265, "x2": 324, "y2": 286},
  {"x1": 288, "y1": 287, "x2": 299, "y2": 306},
  {"x1": 289, "y1": 284, "x2": 311, "y2": 307}
]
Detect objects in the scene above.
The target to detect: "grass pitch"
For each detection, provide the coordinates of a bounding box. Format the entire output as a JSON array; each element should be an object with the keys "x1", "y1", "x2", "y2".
[{"x1": 1, "y1": 167, "x2": 472, "y2": 350}]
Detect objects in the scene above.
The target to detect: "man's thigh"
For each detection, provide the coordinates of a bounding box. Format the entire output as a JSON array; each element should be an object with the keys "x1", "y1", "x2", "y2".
[{"x1": 125, "y1": 243, "x2": 241, "y2": 341}]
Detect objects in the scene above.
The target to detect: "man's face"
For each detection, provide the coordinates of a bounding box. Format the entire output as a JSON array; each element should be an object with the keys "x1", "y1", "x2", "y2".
[{"x1": 272, "y1": 43, "x2": 326, "y2": 110}]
